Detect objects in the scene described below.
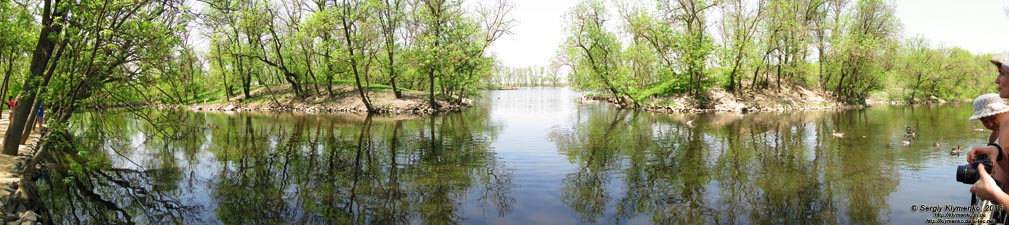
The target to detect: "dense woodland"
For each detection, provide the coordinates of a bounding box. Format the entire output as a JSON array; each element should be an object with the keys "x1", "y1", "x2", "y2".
[{"x1": 559, "y1": 0, "x2": 995, "y2": 107}]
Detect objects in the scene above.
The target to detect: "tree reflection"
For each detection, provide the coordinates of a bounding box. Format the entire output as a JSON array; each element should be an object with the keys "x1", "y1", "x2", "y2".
[
  {"x1": 39, "y1": 110, "x2": 204, "y2": 224},
  {"x1": 550, "y1": 109, "x2": 899, "y2": 224},
  {"x1": 42, "y1": 103, "x2": 514, "y2": 224},
  {"x1": 205, "y1": 113, "x2": 495, "y2": 224}
]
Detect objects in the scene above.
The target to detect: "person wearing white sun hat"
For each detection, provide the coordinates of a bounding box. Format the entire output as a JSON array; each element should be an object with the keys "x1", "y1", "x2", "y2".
[
  {"x1": 970, "y1": 93, "x2": 1009, "y2": 144},
  {"x1": 970, "y1": 70, "x2": 1009, "y2": 215},
  {"x1": 968, "y1": 94, "x2": 1009, "y2": 190}
]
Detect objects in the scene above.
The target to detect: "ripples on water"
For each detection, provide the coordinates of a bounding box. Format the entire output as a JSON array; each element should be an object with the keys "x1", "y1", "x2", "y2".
[{"x1": 40, "y1": 87, "x2": 987, "y2": 224}]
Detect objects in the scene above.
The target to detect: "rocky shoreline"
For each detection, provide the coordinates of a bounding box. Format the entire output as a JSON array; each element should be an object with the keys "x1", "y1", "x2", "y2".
[
  {"x1": 577, "y1": 87, "x2": 955, "y2": 114},
  {"x1": 0, "y1": 130, "x2": 44, "y2": 225},
  {"x1": 146, "y1": 98, "x2": 475, "y2": 115},
  {"x1": 580, "y1": 95, "x2": 860, "y2": 113}
]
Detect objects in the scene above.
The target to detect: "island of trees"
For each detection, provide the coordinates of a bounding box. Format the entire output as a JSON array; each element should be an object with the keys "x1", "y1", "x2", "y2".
[{"x1": 557, "y1": 0, "x2": 993, "y2": 109}]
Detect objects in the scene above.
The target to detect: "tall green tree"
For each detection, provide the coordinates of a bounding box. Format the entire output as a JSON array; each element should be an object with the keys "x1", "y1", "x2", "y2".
[
  {"x1": 718, "y1": 0, "x2": 765, "y2": 92},
  {"x1": 660, "y1": 0, "x2": 718, "y2": 97},
  {"x1": 564, "y1": 0, "x2": 635, "y2": 107},
  {"x1": 832, "y1": 0, "x2": 897, "y2": 102},
  {"x1": 337, "y1": 0, "x2": 379, "y2": 112}
]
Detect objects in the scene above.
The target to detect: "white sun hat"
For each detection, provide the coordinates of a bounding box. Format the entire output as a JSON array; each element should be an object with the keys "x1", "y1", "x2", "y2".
[
  {"x1": 992, "y1": 54, "x2": 1009, "y2": 69},
  {"x1": 970, "y1": 93, "x2": 1009, "y2": 121}
]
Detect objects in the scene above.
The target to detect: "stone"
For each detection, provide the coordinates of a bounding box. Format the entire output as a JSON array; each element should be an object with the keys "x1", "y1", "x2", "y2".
[
  {"x1": 0, "y1": 178, "x2": 18, "y2": 186},
  {"x1": 14, "y1": 210, "x2": 37, "y2": 225}
]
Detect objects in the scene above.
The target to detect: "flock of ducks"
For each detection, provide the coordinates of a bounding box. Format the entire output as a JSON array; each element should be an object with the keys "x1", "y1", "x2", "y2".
[{"x1": 830, "y1": 125, "x2": 963, "y2": 156}]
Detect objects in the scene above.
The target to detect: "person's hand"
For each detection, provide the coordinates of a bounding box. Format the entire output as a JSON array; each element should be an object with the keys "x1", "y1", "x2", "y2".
[
  {"x1": 969, "y1": 146, "x2": 997, "y2": 164},
  {"x1": 972, "y1": 164, "x2": 1008, "y2": 203}
]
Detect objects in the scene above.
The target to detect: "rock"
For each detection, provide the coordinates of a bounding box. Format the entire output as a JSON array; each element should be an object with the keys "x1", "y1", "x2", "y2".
[
  {"x1": 14, "y1": 210, "x2": 38, "y2": 225},
  {"x1": 223, "y1": 104, "x2": 235, "y2": 111},
  {"x1": 0, "y1": 178, "x2": 18, "y2": 187}
]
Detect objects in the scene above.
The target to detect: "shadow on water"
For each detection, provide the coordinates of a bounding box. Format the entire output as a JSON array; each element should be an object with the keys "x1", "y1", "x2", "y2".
[{"x1": 36, "y1": 88, "x2": 986, "y2": 224}]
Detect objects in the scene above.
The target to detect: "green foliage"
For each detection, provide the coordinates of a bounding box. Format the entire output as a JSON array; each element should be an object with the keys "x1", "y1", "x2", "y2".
[
  {"x1": 563, "y1": 0, "x2": 640, "y2": 106},
  {"x1": 558, "y1": 0, "x2": 990, "y2": 107}
]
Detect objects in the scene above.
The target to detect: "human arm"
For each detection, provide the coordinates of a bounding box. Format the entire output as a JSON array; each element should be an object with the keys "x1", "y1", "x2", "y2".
[{"x1": 971, "y1": 164, "x2": 1009, "y2": 214}]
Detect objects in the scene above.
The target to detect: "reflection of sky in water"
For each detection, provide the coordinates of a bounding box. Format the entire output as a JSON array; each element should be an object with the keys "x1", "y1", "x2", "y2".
[
  {"x1": 475, "y1": 87, "x2": 641, "y2": 224},
  {"x1": 891, "y1": 149, "x2": 975, "y2": 224},
  {"x1": 112, "y1": 127, "x2": 224, "y2": 223},
  {"x1": 80, "y1": 88, "x2": 995, "y2": 224}
]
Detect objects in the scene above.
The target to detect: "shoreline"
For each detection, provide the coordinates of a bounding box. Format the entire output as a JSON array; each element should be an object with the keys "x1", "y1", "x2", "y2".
[
  {"x1": 140, "y1": 85, "x2": 962, "y2": 115},
  {"x1": 576, "y1": 85, "x2": 962, "y2": 114},
  {"x1": 149, "y1": 84, "x2": 475, "y2": 115}
]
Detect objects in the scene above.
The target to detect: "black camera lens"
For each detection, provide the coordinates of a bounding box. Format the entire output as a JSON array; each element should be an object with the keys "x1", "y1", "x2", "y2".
[
  {"x1": 957, "y1": 164, "x2": 977, "y2": 184},
  {"x1": 957, "y1": 155, "x2": 994, "y2": 184}
]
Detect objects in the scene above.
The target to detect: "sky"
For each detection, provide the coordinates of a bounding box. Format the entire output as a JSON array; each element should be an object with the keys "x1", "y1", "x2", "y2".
[
  {"x1": 483, "y1": 0, "x2": 581, "y2": 68},
  {"x1": 485, "y1": 0, "x2": 1009, "y2": 68},
  {"x1": 895, "y1": 0, "x2": 1009, "y2": 55}
]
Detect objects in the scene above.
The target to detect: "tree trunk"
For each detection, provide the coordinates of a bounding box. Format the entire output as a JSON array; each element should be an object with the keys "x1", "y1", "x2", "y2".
[
  {"x1": 20, "y1": 101, "x2": 38, "y2": 144},
  {"x1": 4, "y1": 0, "x2": 62, "y2": 155},
  {"x1": 388, "y1": 46, "x2": 401, "y2": 99},
  {"x1": 341, "y1": 2, "x2": 374, "y2": 113},
  {"x1": 300, "y1": 42, "x2": 322, "y2": 97}
]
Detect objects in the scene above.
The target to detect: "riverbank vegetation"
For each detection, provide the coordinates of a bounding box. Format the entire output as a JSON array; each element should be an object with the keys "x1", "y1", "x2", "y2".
[
  {"x1": 560, "y1": 0, "x2": 993, "y2": 109},
  {"x1": 0, "y1": 0, "x2": 516, "y2": 222}
]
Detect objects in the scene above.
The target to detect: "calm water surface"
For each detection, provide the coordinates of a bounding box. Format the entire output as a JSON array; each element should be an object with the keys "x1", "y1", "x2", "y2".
[{"x1": 44, "y1": 87, "x2": 985, "y2": 224}]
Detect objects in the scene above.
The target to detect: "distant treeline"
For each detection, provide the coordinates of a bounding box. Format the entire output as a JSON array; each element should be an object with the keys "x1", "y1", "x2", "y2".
[
  {"x1": 560, "y1": 0, "x2": 994, "y2": 107},
  {"x1": 489, "y1": 65, "x2": 563, "y2": 87}
]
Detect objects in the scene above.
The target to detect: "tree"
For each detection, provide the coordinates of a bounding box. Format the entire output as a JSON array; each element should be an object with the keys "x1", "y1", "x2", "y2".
[
  {"x1": 660, "y1": 0, "x2": 718, "y2": 98},
  {"x1": 565, "y1": 0, "x2": 635, "y2": 107},
  {"x1": 719, "y1": 0, "x2": 765, "y2": 92},
  {"x1": 337, "y1": 0, "x2": 379, "y2": 112},
  {"x1": 832, "y1": 0, "x2": 897, "y2": 102},
  {"x1": 3, "y1": 0, "x2": 66, "y2": 155},
  {"x1": 378, "y1": 0, "x2": 406, "y2": 98}
]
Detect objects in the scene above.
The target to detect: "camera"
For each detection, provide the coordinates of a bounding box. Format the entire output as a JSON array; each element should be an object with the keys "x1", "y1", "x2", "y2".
[{"x1": 957, "y1": 155, "x2": 995, "y2": 184}]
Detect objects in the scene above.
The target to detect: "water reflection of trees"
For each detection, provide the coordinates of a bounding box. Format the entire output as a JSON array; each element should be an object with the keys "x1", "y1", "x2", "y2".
[
  {"x1": 41, "y1": 105, "x2": 514, "y2": 224},
  {"x1": 550, "y1": 109, "x2": 898, "y2": 224},
  {"x1": 203, "y1": 108, "x2": 513, "y2": 224},
  {"x1": 38, "y1": 111, "x2": 205, "y2": 224}
]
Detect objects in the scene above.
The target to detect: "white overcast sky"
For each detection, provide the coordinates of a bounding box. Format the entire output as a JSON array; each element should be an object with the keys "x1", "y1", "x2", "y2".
[{"x1": 485, "y1": 0, "x2": 1009, "y2": 68}]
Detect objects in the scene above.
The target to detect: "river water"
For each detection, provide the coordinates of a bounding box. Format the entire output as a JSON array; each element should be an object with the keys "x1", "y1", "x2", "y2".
[{"x1": 42, "y1": 87, "x2": 986, "y2": 224}]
